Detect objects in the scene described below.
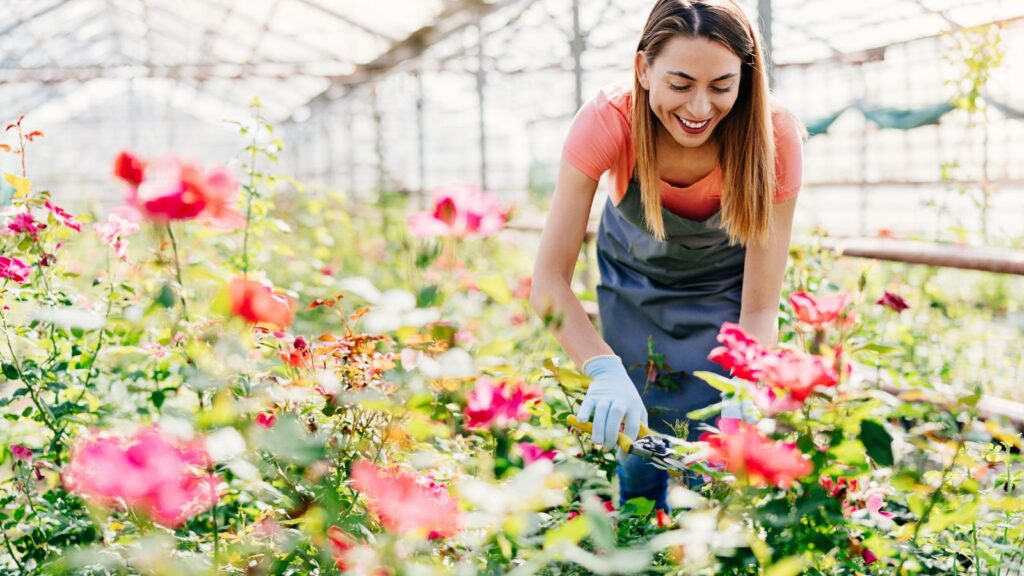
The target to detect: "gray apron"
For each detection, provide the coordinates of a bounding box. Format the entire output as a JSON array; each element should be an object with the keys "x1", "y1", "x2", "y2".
[{"x1": 596, "y1": 175, "x2": 745, "y2": 441}]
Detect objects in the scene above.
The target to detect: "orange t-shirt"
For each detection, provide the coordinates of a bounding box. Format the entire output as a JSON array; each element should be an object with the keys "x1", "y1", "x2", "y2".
[{"x1": 562, "y1": 83, "x2": 803, "y2": 222}]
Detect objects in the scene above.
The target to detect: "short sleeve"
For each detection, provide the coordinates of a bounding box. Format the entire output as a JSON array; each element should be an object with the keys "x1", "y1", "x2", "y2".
[
  {"x1": 772, "y1": 111, "x2": 804, "y2": 203},
  {"x1": 562, "y1": 89, "x2": 631, "y2": 182}
]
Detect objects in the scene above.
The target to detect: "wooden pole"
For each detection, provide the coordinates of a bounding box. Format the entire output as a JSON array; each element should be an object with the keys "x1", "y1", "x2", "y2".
[
  {"x1": 476, "y1": 18, "x2": 488, "y2": 191},
  {"x1": 758, "y1": 0, "x2": 774, "y2": 89}
]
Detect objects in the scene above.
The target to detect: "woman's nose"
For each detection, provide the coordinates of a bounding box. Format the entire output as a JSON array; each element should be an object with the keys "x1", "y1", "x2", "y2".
[{"x1": 686, "y1": 92, "x2": 711, "y2": 118}]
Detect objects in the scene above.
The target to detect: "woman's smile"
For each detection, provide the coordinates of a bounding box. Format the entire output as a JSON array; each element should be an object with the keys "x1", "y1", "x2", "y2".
[{"x1": 675, "y1": 114, "x2": 712, "y2": 134}]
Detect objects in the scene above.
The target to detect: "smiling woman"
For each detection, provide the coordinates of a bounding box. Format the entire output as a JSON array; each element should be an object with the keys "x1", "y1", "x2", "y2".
[{"x1": 531, "y1": 0, "x2": 804, "y2": 512}]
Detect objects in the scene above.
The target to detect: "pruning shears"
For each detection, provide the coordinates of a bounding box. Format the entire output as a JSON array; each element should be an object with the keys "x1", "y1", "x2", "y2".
[{"x1": 566, "y1": 414, "x2": 693, "y2": 476}]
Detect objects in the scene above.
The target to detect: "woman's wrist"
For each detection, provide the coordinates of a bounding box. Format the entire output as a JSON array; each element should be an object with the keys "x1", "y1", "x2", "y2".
[{"x1": 582, "y1": 354, "x2": 622, "y2": 375}]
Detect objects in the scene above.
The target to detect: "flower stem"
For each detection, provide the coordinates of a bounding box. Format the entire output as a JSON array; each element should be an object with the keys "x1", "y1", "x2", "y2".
[
  {"x1": 1, "y1": 527, "x2": 24, "y2": 573},
  {"x1": 242, "y1": 108, "x2": 261, "y2": 279},
  {"x1": 0, "y1": 302, "x2": 59, "y2": 437},
  {"x1": 166, "y1": 223, "x2": 190, "y2": 322},
  {"x1": 212, "y1": 500, "x2": 221, "y2": 569}
]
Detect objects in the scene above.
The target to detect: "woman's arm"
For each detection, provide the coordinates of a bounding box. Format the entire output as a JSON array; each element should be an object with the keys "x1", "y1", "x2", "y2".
[
  {"x1": 738, "y1": 196, "x2": 797, "y2": 345},
  {"x1": 530, "y1": 158, "x2": 614, "y2": 368}
]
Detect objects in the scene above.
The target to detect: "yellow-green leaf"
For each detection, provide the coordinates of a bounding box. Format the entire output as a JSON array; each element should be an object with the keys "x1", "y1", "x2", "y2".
[
  {"x1": 543, "y1": 358, "x2": 590, "y2": 391},
  {"x1": 4, "y1": 173, "x2": 31, "y2": 198},
  {"x1": 863, "y1": 534, "x2": 895, "y2": 560},
  {"x1": 478, "y1": 274, "x2": 513, "y2": 306},
  {"x1": 693, "y1": 371, "x2": 738, "y2": 394},
  {"x1": 765, "y1": 556, "x2": 808, "y2": 576},
  {"x1": 544, "y1": 516, "x2": 590, "y2": 549}
]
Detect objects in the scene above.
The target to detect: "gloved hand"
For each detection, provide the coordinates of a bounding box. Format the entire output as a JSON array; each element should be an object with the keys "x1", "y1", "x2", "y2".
[{"x1": 577, "y1": 355, "x2": 648, "y2": 449}]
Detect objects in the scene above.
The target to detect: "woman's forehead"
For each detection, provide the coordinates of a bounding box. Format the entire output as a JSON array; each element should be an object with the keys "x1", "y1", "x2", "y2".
[{"x1": 653, "y1": 36, "x2": 741, "y2": 78}]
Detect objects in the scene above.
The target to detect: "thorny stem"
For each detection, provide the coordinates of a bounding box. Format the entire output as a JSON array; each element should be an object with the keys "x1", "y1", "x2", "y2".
[
  {"x1": 1, "y1": 299, "x2": 59, "y2": 436},
  {"x1": 896, "y1": 435, "x2": 967, "y2": 574},
  {"x1": 1, "y1": 527, "x2": 24, "y2": 573},
  {"x1": 165, "y1": 222, "x2": 190, "y2": 322},
  {"x1": 51, "y1": 250, "x2": 119, "y2": 465},
  {"x1": 212, "y1": 498, "x2": 221, "y2": 569},
  {"x1": 242, "y1": 107, "x2": 261, "y2": 278}
]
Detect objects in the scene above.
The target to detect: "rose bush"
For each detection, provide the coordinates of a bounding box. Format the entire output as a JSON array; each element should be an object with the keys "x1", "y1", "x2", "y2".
[{"x1": 1, "y1": 108, "x2": 1022, "y2": 575}]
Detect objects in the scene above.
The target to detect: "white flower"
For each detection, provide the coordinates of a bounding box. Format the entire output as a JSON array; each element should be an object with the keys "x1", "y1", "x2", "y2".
[{"x1": 205, "y1": 427, "x2": 246, "y2": 462}]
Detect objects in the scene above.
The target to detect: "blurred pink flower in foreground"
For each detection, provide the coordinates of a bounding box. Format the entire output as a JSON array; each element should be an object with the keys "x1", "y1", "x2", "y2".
[
  {"x1": 876, "y1": 290, "x2": 910, "y2": 313},
  {"x1": 699, "y1": 418, "x2": 812, "y2": 488},
  {"x1": 464, "y1": 377, "x2": 541, "y2": 429},
  {"x1": 93, "y1": 213, "x2": 141, "y2": 261},
  {"x1": 229, "y1": 278, "x2": 296, "y2": 329},
  {"x1": 789, "y1": 291, "x2": 853, "y2": 330},
  {"x1": 62, "y1": 427, "x2": 220, "y2": 528},
  {"x1": 10, "y1": 445, "x2": 33, "y2": 462},
  {"x1": 114, "y1": 151, "x2": 244, "y2": 229},
  {"x1": 759, "y1": 351, "x2": 838, "y2": 403},
  {"x1": 749, "y1": 383, "x2": 803, "y2": 415},
  {"x1": 707, "y1": 322, "x2": 772, "y2": 382},
  {"x1": 5, "y1": 212, "x2": 42, "y2": 237},
  {"x1": 517, "y1": 442, "x2": 557, "y2": 464},
  {"x1": 407, "y1": 184, "x2": 508, "y2": 238},
  {"x1": 254, "y1": 411, "x2": 277, "y2": 428},
  {"x1": 350, "y1": 460, "x2": 460, "y2": 538},
  {"x1": 0, "y1": 255, "x2": 32, "y2": 283},
  {"x1": 45, "y1": 201, "x2": 82, "y2": 232}
]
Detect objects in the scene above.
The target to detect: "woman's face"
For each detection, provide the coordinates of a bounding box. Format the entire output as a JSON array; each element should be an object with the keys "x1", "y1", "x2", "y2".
[{"x1": 636, "y1": 36, "x2": 742, "y2": 149}]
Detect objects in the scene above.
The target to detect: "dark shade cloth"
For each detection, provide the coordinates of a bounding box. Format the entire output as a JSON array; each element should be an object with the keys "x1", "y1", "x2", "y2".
[
  {"x1": 805, "y1": 107, "x2": 848, "y2": 137},
  {"x1": 855, "y1": 101, "x2": 954, "y2": 130}
]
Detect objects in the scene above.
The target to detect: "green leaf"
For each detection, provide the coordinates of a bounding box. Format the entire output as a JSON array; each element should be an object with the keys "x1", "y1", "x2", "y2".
[
  {"x1": 2, "y1": 363, "x2": 19, "y2": 380},
  {"x1": 156, "y1": 283, "x2": 176, "y2": 308},
  {"x1": 831, "y1": 439, "x2": 867, "y2": 467},
  {"x1": 891, "y1": 469, "x2": 921, "y2": 491},
  {"x1": 543, "y1": 516, "x2": 590, "y2": 549},
  {"x1": 693, "y1": 371, "x2": 738, "y2": 394},
  {"x1": 859, "y1": 420, "x2": 894, "y2": 467},
  {"x1": 620, "y1": 497, "x2": 655, "y2": 518},
  {"x1": 416, "y1": 285, "x2": 439, "y2": 307}
]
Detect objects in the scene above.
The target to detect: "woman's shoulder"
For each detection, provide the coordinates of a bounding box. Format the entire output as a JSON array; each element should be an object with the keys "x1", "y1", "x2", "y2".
[
  {"x1": 562, "y1": 82, "x2": 636, "y2": 183},
  {"x1": 592, "y1": 81, "x2": 633, "y2": 118},
  {"x1": 769, "y1": 104, "x2": 807, "y2": 147},
  {"x1": 768, "y1": 103, "x2": 806, "y2": 201}
]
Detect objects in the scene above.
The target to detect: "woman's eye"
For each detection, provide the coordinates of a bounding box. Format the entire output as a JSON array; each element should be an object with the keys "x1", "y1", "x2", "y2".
[
  {"x1": 669, "y1": 84, "x2": 690, "y2": 92},
  {"x1": 711, "y1": 86, "x2": 732, "y2": 94}
]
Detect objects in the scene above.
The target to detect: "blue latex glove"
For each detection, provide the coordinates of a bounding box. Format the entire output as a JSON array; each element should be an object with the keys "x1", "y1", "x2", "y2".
[{"x1": 577, "y1": 355, "x2": 648, "y2": 449}]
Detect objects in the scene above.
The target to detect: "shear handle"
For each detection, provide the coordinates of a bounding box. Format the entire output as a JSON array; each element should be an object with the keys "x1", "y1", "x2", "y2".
[{"x1": 566, "y1": 415, "x2": 652, "y2": 453}]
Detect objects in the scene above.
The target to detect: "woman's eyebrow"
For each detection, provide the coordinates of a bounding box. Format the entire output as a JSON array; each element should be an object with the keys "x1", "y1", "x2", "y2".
[{"x1": 667, "y1": 71, "x2": 737, "y2": 82}]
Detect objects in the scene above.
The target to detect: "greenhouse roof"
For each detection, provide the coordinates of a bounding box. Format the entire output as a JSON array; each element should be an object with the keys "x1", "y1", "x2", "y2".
[{"x1": 2, "y1": 0, "x2": 1022, "y2": 123}]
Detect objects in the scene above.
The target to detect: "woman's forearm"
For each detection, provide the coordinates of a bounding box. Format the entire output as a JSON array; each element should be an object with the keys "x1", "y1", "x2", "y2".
[
  {"x1": 738, "y1": 307, "x2": 779, "y2": 346},
  {"x1": 530, "y1": 275, "x2": 614, "y2": 369}
]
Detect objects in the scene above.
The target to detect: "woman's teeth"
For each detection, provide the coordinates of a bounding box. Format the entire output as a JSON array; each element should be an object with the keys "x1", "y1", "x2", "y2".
[{"x1": 677, "y1": 115, "x2": 710, "y2": 129}]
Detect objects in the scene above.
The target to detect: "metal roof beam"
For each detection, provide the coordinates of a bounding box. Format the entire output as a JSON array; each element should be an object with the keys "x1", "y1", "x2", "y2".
[
  {"x1": 246, "y1": 0, "x2": 284, "y2": 62},
  {"x1": 0, "y1": 0, "x2": 76, "y2": 37},
  {"x1": 311, "y1": 0, "x2": 524, "y2": 91},
  {"x1": 291, "y1": 0, "x2": 397, "y2": 42},
  {"x1": 0, "y1": 9, "x2": 110, "y2": 67},
  {"x1": 776, "y1": 13, "x2": 1024, "y2": 68},
  {"x1": 5, "y1": 0, "x2": 68, "y2": 66},
  {"x1": 147, "y1": 0, "x2": 343, "y2": 63},
  {"x1": 0, "y1": 62, "x2": 349, "y2": 83}
]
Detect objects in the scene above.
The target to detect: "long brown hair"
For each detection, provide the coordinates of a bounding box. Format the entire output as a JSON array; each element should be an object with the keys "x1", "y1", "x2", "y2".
[{"x1": 632, "y1": 0, "x2": 775, "y2": 245}]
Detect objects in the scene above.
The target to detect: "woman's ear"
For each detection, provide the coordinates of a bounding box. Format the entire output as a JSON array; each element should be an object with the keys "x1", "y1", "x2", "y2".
[{"x1": 635, "y1": 51, "x2": 651, "y2": 90}]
